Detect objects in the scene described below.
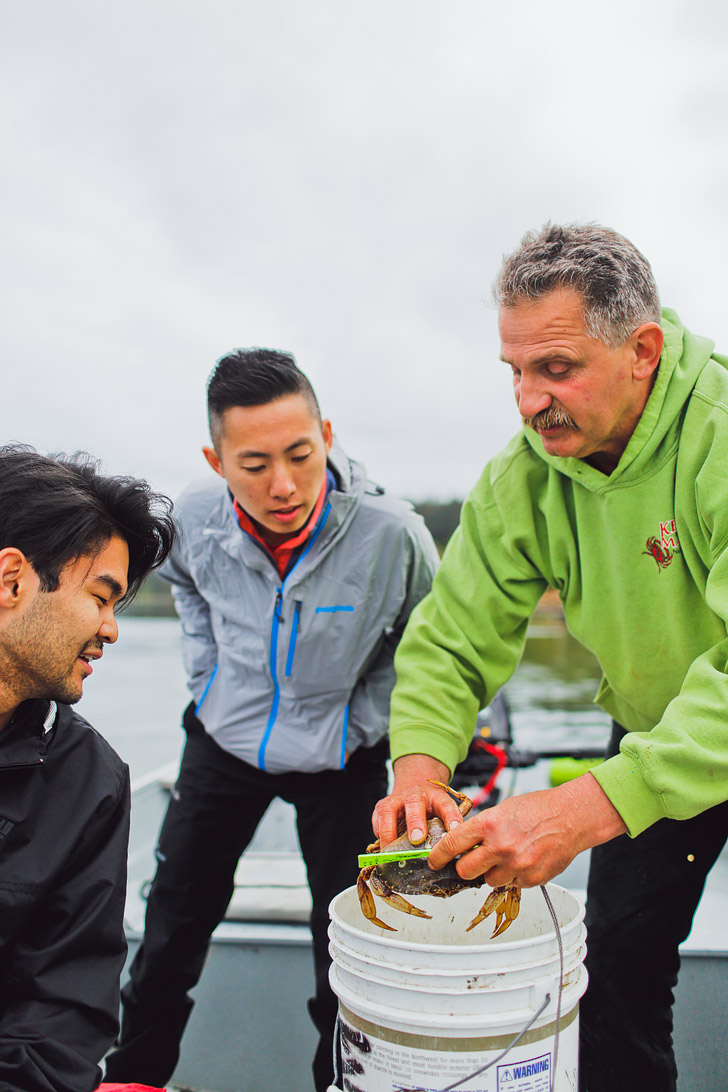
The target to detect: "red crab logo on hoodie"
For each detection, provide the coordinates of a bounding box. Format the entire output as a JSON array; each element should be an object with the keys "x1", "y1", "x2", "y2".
[{"x1": 643, "y1": 519, "x2": 680, "y2": 571}]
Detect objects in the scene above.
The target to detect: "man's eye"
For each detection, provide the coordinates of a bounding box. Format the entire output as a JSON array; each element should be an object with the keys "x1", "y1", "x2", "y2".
[
  {"x1": 292, "y1": 453, "x2": 311, "y2": 463},
  {"x1": 242, "y1": 465, "x2": 265, "y2": 474},
  {"x1": 95, "y1": 595, "x2": 109, "y2": 606}
]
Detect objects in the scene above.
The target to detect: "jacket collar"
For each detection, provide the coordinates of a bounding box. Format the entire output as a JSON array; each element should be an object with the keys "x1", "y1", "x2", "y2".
[{"x1": 0, "y1": 700, "x2": 57, "y2": 768}]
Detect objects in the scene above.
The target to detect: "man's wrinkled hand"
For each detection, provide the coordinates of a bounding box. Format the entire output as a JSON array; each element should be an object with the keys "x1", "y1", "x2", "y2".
[{"x1": 427, "y1": 773, "x2": 627, "y2": 888}]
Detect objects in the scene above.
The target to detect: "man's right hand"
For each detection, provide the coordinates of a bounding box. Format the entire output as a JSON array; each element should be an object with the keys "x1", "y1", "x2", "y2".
[{"x1": 372, "y1": 753, "x2": 466, "y2": 848}]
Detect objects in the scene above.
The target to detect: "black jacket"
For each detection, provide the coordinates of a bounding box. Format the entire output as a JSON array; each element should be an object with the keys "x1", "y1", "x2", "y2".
[{"x1": 0, "y1": 700, "x2": 130, "y2": 1092}]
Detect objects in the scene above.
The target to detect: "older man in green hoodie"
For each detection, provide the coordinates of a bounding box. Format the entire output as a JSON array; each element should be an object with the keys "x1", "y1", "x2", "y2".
[{"x1": 376, "y1": 222, "x2": 728, "y2": 1092}]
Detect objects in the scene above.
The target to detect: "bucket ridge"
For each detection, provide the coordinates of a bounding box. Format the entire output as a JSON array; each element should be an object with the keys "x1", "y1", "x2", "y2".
[{"x1": 329, "y1": 927, "x2": 586, "y2": 981}]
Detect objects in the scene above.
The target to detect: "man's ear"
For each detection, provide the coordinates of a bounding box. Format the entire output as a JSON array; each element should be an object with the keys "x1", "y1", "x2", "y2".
[
  {"x1": 0, "y1": 549, "x2": 35, "y2": 609},
  {"x1": 321, "y1": 419, "x2": 333, "y2": 454},
  {"x1": 202, "y1": 446, "x2": 225, "y2": 478},
  {"x1": 631, "y1": 322, "x2": 664, "y2": 382}
]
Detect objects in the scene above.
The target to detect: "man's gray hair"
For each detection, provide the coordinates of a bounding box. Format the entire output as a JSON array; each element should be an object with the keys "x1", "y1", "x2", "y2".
[{"x1": 493, "y1": 222, "x2": 661, "y2": 347}]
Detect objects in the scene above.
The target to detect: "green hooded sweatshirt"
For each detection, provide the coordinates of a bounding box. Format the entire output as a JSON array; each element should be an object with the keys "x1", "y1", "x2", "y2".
[{"x1": 390, "y1": 310, "x2": 728, "y2": 836}]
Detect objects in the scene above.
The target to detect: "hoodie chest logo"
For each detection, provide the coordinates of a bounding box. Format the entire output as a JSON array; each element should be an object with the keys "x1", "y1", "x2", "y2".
[{"x1": 643, "y1": 519, "x2": 680, "y2": 571}]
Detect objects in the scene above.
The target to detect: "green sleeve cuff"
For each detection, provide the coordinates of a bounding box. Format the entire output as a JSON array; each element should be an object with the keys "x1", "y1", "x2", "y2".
[
  {"x1": 591, "y1": 752, "x2": 667, "y2": 837},
  {"x1": 389, "y1": 722, "x2": 468, "y2": 778}
]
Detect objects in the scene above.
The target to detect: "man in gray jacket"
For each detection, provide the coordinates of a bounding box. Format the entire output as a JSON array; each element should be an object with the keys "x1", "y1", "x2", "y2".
[{"x1": 105, "y1": 348, "x2": 439, "y2": 1091}]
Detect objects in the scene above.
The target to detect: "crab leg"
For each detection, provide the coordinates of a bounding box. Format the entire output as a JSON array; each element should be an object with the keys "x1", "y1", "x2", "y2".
[
  {"x1": 466, "y1": 884, "x2": 521, "y2": 937},
  {"x1": 369, "y1": 870, "x2": 433, "y2": 921},
  {"x1": 427, "y1": 779, "x2": 473, "y2": 818},
  {"x1": 357, "y1": 872, "x2": 396, "y2": 931}
]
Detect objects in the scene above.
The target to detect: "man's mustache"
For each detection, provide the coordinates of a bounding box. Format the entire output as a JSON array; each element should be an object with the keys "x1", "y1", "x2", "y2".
[{"x1": 523, "y1": 405, "x2": 578, "y2": 432}]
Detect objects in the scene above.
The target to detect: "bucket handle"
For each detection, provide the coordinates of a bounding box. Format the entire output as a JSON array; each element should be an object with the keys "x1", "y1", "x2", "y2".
[{"x1": 331, "y1": 885, "x2": 565, "y2": 1092}]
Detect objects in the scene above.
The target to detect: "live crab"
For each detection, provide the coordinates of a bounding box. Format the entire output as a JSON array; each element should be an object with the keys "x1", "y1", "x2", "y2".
[{"x1": 357, "y1": 782, "x2": 521, "y2": 937}]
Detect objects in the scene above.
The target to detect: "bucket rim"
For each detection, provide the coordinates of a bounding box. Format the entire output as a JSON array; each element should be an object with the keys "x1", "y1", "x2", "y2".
[{"x1": 329, "y1": 881, "x2": 584, "y2": 956}]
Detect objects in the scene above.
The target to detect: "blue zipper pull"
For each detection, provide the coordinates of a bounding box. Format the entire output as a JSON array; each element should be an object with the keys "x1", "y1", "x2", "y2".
[{"x1": 274, "y1": 588, "x2": 284, "y2": 622}]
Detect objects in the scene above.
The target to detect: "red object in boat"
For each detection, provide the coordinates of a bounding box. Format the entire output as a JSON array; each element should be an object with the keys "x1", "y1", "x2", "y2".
[
  {"x1": 97, "y1": 1085, "x2": 166, "y2": 1091},
  {"x1": 470, "y1": 741, "x2": 509, "y2": 807}
]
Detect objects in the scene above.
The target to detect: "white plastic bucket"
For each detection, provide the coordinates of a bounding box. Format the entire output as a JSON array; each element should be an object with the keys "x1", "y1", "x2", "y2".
[{"x1": 328, "y1": 883, "x2": 587, "y2": 1092}]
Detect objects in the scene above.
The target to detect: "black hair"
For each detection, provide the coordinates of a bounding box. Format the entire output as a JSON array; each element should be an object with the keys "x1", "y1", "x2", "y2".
[
  {"x1": 0, "y1": 445, "x2": 176, "y2": 607},
  {"x1": 207, "y1": 348, "x2": 321, "y2": 447}
]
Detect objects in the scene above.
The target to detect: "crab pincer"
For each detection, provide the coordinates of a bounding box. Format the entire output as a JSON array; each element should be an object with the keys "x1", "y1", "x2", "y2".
[{"x1": 466, "y1": 884, "x2": 522, "y2": 936}]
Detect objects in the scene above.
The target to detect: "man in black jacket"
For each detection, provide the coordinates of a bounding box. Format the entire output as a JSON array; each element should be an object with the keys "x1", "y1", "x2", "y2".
[{"x1": 0, "y1": 445, "x2": 175, "y2": 1092}]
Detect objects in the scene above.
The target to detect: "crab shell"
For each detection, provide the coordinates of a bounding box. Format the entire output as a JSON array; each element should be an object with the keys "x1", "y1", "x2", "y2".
[{"x1": 370, "y1": 816, "x2": 487, "y2": 899}]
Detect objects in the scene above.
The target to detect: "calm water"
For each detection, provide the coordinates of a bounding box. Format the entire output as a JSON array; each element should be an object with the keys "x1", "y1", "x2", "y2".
[
  {"x1": 77, "y1": 617, "x2": 189, "y2": 783},
  {"x1": 505, "y1": 612, "x2": 611, "y2": 753},
  {"x1": 76, "y1": 614, "x2": 611, "y2": 785}
]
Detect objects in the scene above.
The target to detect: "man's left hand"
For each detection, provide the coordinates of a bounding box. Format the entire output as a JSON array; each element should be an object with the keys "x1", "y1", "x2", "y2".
[{"x1": 428, "y1": 772, "x2": 628, "y2": 887}]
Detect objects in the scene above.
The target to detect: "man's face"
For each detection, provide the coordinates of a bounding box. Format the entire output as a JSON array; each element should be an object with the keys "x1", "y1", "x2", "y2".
[
  {"x1": 203, "y1": 393, "x2": 333, "y2": 542},
  {"x1": 1, "y1": 535, "x2": 128, "y2": 707},
  {"x1": 499, "y1": 287, "x2": 659, "y2": 473}
]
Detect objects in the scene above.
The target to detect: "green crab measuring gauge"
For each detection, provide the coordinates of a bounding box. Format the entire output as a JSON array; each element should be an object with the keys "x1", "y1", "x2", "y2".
[{"x1": 358, "y1": 848, "x2": 432, "y2": 867}]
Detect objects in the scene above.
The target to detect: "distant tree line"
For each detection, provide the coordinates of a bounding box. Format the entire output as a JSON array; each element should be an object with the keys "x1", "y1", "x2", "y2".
[
  {"x1": 124, "y1": 572, "x2": 176, "y2": 617},
  {"x1": 413, "y1": 499, "x2": 463, "y2": 554},
  {"x1": 125, "y1": 499, "x2": 465, "y2": 617}
]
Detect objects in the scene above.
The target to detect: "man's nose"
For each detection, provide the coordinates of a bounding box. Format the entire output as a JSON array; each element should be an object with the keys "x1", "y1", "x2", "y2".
[
  {"x1": 269, "y1": 465, "x2": 295, "y2": 498},
  {"x1": 99, "y1": 611, "x2": 119, "y2": 645},
  {"x1": 516, "y1": 373, "x2": 552, "y2": 419}
]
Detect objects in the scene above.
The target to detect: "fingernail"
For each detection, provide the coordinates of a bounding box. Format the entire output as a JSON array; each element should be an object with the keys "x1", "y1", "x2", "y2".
[
  {"x1": 448, "y1": 819, "x2": 462, "y2": 830},
  {"x1": 411, "y1": 828, "x2": 424, "y2": 843}
]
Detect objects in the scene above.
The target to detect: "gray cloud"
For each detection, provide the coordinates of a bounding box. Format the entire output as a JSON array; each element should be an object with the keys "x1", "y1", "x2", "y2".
[{"x1": 2, "y1": 0, "x2": 728, "y2": 502}]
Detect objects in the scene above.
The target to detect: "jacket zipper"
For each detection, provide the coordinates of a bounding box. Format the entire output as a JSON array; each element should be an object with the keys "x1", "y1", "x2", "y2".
[
  {"x1": 258, "y1": 503, "x2": 332, "y2": 770},
  {"x1": 195, "y1": 664, "x2": 219, "y2": 715},
  {"x1": 339, "y1": 704, "x2": 350, "y2": 770},
  {"x1": 285, "y1": 602, "x2": 301, "y2": 678}
]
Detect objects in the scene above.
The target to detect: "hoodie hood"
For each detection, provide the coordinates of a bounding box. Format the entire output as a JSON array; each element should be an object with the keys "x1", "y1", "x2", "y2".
[{"x1": 522, "y1": 309, "x2": 717, "y2": 492}]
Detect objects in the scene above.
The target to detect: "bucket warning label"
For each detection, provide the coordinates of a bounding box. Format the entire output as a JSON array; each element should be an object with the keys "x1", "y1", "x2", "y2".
[
  {"x1": 497, "y1": 1053, "x2": 551, "y2": 1091},
  {"x1": 337, "y1": 1014, "x2": 569, "y2": 1092}
]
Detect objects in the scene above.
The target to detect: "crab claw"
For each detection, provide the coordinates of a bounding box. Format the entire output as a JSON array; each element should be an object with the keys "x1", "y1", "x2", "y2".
[
  {"x1": 357, "y1": 871, "x2": 396, "y2": 930},
  {"x1": 466, "y1": 884, "x2": 521, "y2": 937}
]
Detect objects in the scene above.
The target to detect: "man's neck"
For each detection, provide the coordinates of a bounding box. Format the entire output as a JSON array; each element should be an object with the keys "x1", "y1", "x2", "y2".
[{"x1": 585, "y1": 450, "x2": 620, "y2": 475}]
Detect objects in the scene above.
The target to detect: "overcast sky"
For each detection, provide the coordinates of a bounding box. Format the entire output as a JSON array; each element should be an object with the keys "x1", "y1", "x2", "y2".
[{"x1": 2, "y1": 0, "x2": 728, "y2": 504}]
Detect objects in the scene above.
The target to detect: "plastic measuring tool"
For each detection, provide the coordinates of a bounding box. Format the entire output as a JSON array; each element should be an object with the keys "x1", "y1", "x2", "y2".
[{"x1": 358, "y1": 848, "x2": 432, "y2": 867}]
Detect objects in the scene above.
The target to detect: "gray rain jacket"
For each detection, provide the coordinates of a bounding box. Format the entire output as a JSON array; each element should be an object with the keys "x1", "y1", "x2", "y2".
[{"x1": 160, "y1": 444, "x2": 439, "y2": 774}]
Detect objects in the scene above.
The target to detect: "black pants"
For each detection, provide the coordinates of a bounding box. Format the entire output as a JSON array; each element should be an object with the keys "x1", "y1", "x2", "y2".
[
  {"x1": 104, "y1": 721, "x2": 387, "y2": 1092},
  {"x1": 579, "y1": 722, "x2": 728, "y2": 1091}
]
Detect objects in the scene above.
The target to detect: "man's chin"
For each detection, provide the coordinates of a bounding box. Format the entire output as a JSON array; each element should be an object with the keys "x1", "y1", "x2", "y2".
[
  {"x1": 46, "y1": 682, "x2": 84, "y2": 706},
  {"x1": 535, "y1": 427, "x2": 580, "y2": 456}
]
